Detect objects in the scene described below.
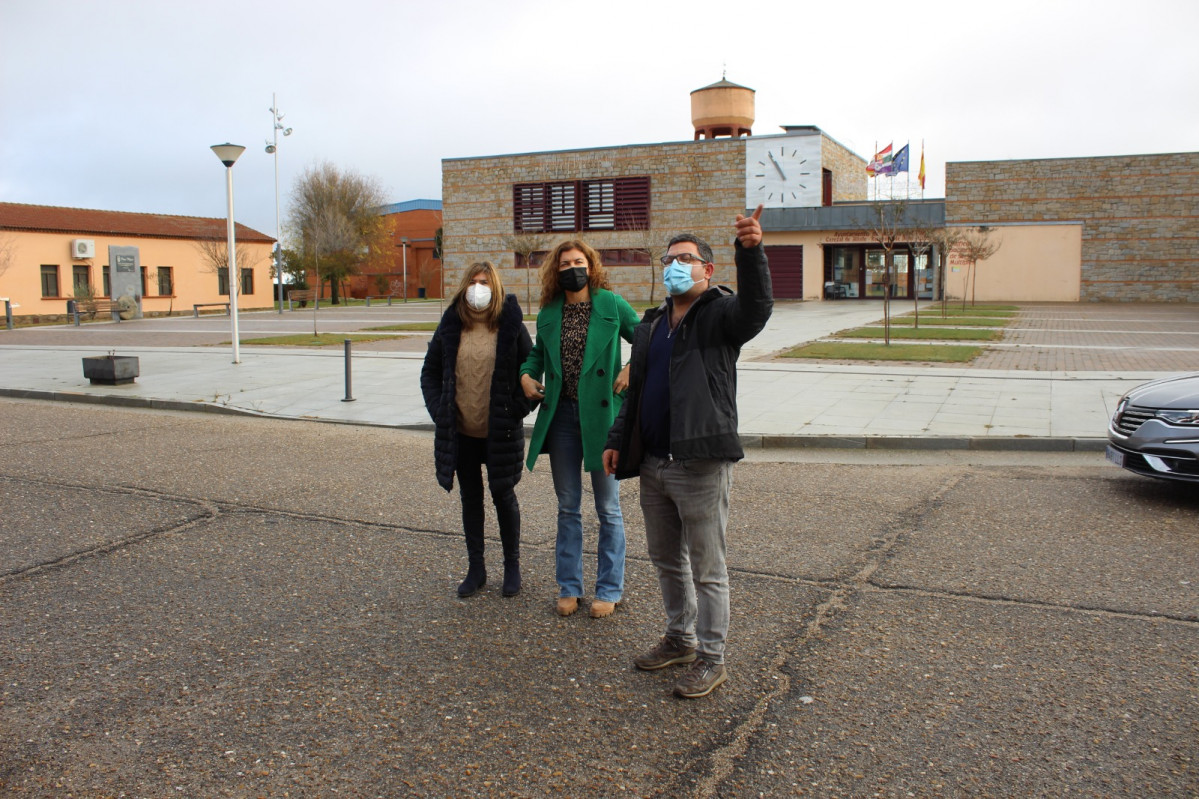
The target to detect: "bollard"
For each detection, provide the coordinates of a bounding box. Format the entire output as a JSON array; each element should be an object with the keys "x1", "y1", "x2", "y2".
[
  {"x1": 4, "y1": 298, "x2": 12, "y2": 330},
  {"x1": 341, "y1": 339, "x2": 356, "y2": 402},
  {"x1": 68, "y1": 299, "x2": 81, "y2": 327}
]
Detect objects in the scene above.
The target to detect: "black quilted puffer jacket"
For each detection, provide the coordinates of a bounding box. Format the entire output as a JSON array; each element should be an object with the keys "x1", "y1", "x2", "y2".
[{"x1": 420, "y1": 293, "x2": 533, "y2": 492}]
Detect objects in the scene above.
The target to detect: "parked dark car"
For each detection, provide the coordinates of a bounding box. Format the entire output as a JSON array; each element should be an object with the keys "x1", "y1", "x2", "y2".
[{"x1": 1107, "y1": 372, "x2": 1199, "y2": 482}]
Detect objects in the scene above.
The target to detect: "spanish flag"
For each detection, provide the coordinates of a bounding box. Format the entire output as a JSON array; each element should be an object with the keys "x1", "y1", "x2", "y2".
[{"x1": 918, "y1": 143, "x2": 926, "y2": 190}]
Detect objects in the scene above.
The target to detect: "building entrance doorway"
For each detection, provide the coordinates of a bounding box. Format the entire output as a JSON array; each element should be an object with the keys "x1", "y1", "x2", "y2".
[{"x1": 826, "y1": 244, "x2": 934, "y2": 300}]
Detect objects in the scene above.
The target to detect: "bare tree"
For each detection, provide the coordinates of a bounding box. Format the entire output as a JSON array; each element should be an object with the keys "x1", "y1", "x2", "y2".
[
  {"x1": 193, "y1": 239, "x2": 266, "y2": 314},
  {"x1": 501, "y1": 232, "x2": 550, "y2": 310},
  {"x1": 906, "y1": 222, "x2": 936, "y2": 329},
  {"x1": 288, "y1": 161, "x2": 387, "y2": 305},
  {"x1": 0, "y1": 233, "x2": 15, "y2": 280},
  {"x1": 193, "y1": 238, "x2": 265, "y2": 275},
  {"x1": 868, "y1": 200, "x2": 911, "y2": 345},
  {"x1": 628, "y1": 224, "x2": 680, "y2": 306},
  {"x1": 928, "y1": 227, "x2": 965, "y2": 318},
  {"x1": 958, "y1": 226, "x2": 1002, "y2": 309}
]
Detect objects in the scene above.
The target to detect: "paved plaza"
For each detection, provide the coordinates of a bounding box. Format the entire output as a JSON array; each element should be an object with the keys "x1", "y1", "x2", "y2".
[
  {"x1": 2, "y1": 301, "x2": 1197, "y2": 449},
  {"x1": 1, "y1": 301, "x2": 1197, "y2": 796}
]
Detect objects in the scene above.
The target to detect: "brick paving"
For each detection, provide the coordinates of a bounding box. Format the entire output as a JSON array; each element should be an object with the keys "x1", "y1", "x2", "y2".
[{"x1": 971, "y1": 303, "x2": 1199, "y2": 371}]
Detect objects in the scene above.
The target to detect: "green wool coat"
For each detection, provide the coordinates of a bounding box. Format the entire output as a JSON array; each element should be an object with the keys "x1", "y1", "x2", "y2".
[{"x1": 521, "y1": 288, "x2": 639, "y2": 473}]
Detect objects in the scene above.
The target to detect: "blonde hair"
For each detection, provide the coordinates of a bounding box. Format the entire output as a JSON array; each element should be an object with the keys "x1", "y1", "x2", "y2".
[
  {"x1": 538, "y1": 239, "x2": 612, "y2": 308},
  {"x1": 453, "y1": 261, "x2": 505, "y2": 329}
]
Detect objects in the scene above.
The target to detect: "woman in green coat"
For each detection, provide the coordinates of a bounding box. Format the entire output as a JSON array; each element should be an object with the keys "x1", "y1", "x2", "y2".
[{"x1": 521, "y1": 239, "x2": 639, "y2": 619}]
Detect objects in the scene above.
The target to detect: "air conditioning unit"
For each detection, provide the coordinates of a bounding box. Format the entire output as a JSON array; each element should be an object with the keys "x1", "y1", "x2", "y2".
[{"x1": 71, "y1": 239, "x2": 96, "y2": 259}]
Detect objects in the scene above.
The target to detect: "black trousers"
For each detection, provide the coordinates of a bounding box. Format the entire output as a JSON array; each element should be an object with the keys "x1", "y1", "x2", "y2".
[{"x1": 455, "y1": 435, "x2": 521, "y2": 563}]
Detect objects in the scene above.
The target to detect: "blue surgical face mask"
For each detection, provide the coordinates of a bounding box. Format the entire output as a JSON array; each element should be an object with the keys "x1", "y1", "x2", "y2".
[{"x1": 663, "y1": 259, "x2": 697, "y2": 296}]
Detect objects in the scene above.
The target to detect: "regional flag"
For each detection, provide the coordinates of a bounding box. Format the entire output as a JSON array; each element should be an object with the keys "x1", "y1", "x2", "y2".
[
  {"x1": 892, "y1": 144, "x2": 910, "y2": 174},
  {"x1": 867, "y1": 142, "x2": 893, "y2": 177}
]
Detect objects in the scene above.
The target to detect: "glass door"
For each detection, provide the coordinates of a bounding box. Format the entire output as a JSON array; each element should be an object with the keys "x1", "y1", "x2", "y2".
[
  {"x1": 830, "y1": 247, "x2": 861, "y2": 298},
  {"x1": 865, "y1": 250, "x2": 886, "y2": 298},
  {"x1": 891, "y1": 252, "x2": 909, "y2": 299},
  {"x1": 914, "y1": 252, "x2": 933, "y2": 299}
]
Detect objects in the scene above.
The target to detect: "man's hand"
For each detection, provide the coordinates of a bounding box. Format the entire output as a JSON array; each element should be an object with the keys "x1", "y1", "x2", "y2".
[
  {"x1": 613, "y1": 363, "x2": 631, "y2": 395},
  {"x1": 602, "y1": 448, "x2": 619, "y2": 475},
  {"x1": 520, "y1": 373, "x2": 545, "y2": 400},
  {"x1": 735, "y1": 204, "x2": 764, "y2": 248}
]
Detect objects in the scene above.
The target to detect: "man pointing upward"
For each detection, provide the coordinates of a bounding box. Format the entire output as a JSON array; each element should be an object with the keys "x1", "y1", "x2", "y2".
[{"x1": 603, "y1": 205, "x2": 772, "y2": 699}]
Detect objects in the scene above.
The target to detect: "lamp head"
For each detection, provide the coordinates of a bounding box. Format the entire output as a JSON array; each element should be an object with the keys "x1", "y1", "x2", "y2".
[
  {"x1": 210, "y1": 143, "x2": 246, "y2": 167},
  {"x1": 265, "y1": 144, "x2": 277, "y2": 154}
]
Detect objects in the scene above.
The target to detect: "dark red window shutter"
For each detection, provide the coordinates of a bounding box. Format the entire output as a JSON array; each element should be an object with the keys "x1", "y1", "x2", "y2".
[
  {"x1": 614, "y1": 177, "x2": 650, "y2": 230},
  {"x1": 513, "y1": 183, "x2": 546, "y2": 233}
]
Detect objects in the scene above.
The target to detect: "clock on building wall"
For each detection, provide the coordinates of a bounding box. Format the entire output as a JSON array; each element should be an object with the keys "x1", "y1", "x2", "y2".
[{"x1": 745, "y1": 134, "x2": 822, "y2": 208}]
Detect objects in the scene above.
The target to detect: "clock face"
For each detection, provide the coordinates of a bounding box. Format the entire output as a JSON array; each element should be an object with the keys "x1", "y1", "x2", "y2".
[{"x1": 745, "y1": 135, "x2": 822, "y2": 208}]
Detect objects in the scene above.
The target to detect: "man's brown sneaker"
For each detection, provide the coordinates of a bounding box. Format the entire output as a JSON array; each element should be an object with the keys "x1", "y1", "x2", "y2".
[
  {"x1": 633, "y1": 636, "x2": 697, "y2": 671},
  {"x1": 673, "y1": 659, "x2": 727, "y2": 699}
]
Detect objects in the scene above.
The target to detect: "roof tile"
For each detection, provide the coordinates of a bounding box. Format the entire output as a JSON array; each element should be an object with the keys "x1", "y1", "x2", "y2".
[{"x1": 0, "y1": 202, "x2": 274, "y2": 243}]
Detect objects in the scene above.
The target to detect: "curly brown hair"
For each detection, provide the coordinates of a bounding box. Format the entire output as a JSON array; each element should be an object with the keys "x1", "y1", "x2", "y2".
[{"x1": 537, "y1": 239, "x2": 612, "y2": 309}]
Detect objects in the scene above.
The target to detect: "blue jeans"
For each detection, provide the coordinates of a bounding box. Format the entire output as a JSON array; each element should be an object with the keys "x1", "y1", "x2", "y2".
[
  {"x1": 546, "y1": 400, "x2": 625, "y2": 602},
  {"x1": 639, "y1": 455, "x2": 733, "y2": 664}
]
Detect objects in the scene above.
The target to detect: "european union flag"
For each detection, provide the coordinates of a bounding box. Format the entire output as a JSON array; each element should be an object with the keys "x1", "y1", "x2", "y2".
[{"x1": 892, "y1": 144, "x2": 910, "y2": 174}]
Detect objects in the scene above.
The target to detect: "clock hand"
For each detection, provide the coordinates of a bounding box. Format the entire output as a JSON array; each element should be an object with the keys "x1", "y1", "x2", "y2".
[{"x1": 767, "y1": 151, "x2": 787, "y2": 180}]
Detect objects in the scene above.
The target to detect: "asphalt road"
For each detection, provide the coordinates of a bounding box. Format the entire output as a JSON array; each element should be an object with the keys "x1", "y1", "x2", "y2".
[{"x1": 1, "y1": 399, "x2": 1196, "y2": 797}]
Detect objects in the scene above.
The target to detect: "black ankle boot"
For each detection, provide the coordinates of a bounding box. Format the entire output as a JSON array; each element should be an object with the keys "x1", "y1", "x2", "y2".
[
  {"x1": 457, "y1": 562, "x2": 486, "y2": 598},
  {"x1": 502, "y1": 560, "x2": 521, "y2": 597}
]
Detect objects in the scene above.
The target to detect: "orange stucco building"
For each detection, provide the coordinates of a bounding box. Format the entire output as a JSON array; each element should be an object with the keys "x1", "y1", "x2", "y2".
[{"x1": 0, "y1": 202, "x2": 275, "y2": 321}]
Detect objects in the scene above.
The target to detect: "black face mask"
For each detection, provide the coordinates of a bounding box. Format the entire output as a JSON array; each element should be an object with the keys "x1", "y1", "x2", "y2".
[{"x1": 557, "y1": 266, "x2": 589, "y2": 293}]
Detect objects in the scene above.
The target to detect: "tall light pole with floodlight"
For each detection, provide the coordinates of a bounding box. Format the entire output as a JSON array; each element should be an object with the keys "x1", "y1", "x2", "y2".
[
  {"x1": 210, "y1": 143, "x2": 246, "y2": 364},
  {"x1": 266, "y1": 94, "x2": 293, "y2": 314}
]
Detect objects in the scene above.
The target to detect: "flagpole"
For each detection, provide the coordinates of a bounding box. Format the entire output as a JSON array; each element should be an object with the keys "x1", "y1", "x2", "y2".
[
  {"x1": 906, "y1": 141, "x2": 911, "y2": 199},
  {"x1": 872, "y1": 140, "x2": 877, "y2": 201}
]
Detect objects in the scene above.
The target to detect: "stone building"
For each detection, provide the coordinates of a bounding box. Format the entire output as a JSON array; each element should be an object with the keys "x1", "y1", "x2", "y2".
[
  {"x1": 947, "y1": 154, "x2": 1199, "y2": 302},
  {"x1": 441, "y1": 91, "x2": 870, "y2": 305},
  {"x1": 441, "y1": 76, "x2": 1198, "y2": 305}
]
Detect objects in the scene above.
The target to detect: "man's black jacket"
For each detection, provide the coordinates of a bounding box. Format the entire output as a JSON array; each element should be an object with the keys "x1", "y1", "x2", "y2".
[{"x1": 605, "y1": 241, "x2": 773, "y2": 478}]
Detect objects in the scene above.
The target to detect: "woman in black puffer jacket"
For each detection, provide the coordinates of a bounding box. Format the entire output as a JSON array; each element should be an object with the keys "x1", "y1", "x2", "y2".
[{"x1": 421, "y1": 261, "x2": 532, "y2": 599}]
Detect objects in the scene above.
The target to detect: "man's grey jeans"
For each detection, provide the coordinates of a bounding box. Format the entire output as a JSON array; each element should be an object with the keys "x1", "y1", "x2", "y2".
[{"x1": 639, "y1": 455, "x2": 733, "y2": 664}]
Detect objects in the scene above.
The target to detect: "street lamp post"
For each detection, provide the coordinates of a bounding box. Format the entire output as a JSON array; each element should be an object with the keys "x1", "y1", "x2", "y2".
[
  {"x1": 266, "y1": 94, "x2": 293, "y2": 314},
  {"x1": 210, "y1": 143, "x2": 246, "y2": 364},
  {"x1": 401, "y1": 237, "x2": 409, "y2": 302}
]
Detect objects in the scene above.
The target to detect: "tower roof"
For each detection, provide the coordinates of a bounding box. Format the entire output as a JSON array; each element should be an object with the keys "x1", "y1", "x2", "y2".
[{"x1": 691, "y1": 77, "x2": 755, "y2": 94}]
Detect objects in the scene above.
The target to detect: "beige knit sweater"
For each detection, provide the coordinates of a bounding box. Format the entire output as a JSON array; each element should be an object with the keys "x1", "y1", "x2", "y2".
[{"x1": 455, "y1": 310, "x2": 497, "y2": 438}]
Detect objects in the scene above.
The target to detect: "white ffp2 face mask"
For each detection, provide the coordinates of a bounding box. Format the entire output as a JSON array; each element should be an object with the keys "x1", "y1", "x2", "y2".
[{"x1": 466, "y1": 284, "x2": 492, "y2": 310}]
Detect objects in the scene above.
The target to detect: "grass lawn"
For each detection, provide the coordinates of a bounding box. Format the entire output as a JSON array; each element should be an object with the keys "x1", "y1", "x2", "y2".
[
  {"x1": 321, "y1": 297, "x2": 443, "y2": 308},
  {"x1": 913, "y1": 305, "x2": 1018, "y2": 317},
  {"x1": 884, "y1": 316, "x2": 1010, "y2": 327},
  {"x1": 838, "y1": 326, "x2": 1003, "y2": 341},
  {"x1": 782, "y1": 341, "x2": 983, "y2": 362},
  {"x1": 239, "y1": 333, "x2": 406, "y2": 346}
]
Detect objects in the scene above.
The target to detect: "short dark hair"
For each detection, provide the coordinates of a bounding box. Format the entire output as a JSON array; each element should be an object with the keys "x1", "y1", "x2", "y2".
[{"x1": 667, "y1": 233, "x2": 713, "y2": 265}]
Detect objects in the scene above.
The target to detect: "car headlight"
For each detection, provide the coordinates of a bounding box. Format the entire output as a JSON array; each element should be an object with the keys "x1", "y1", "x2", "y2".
[{"x1": 1156, "y1": 409, "x2": 1199, "y2": 425}]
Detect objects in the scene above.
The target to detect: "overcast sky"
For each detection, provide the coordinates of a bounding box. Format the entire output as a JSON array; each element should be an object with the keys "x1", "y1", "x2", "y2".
[{"x1": 2, "y1": 0, "x2": 1196, "y2": 239}]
